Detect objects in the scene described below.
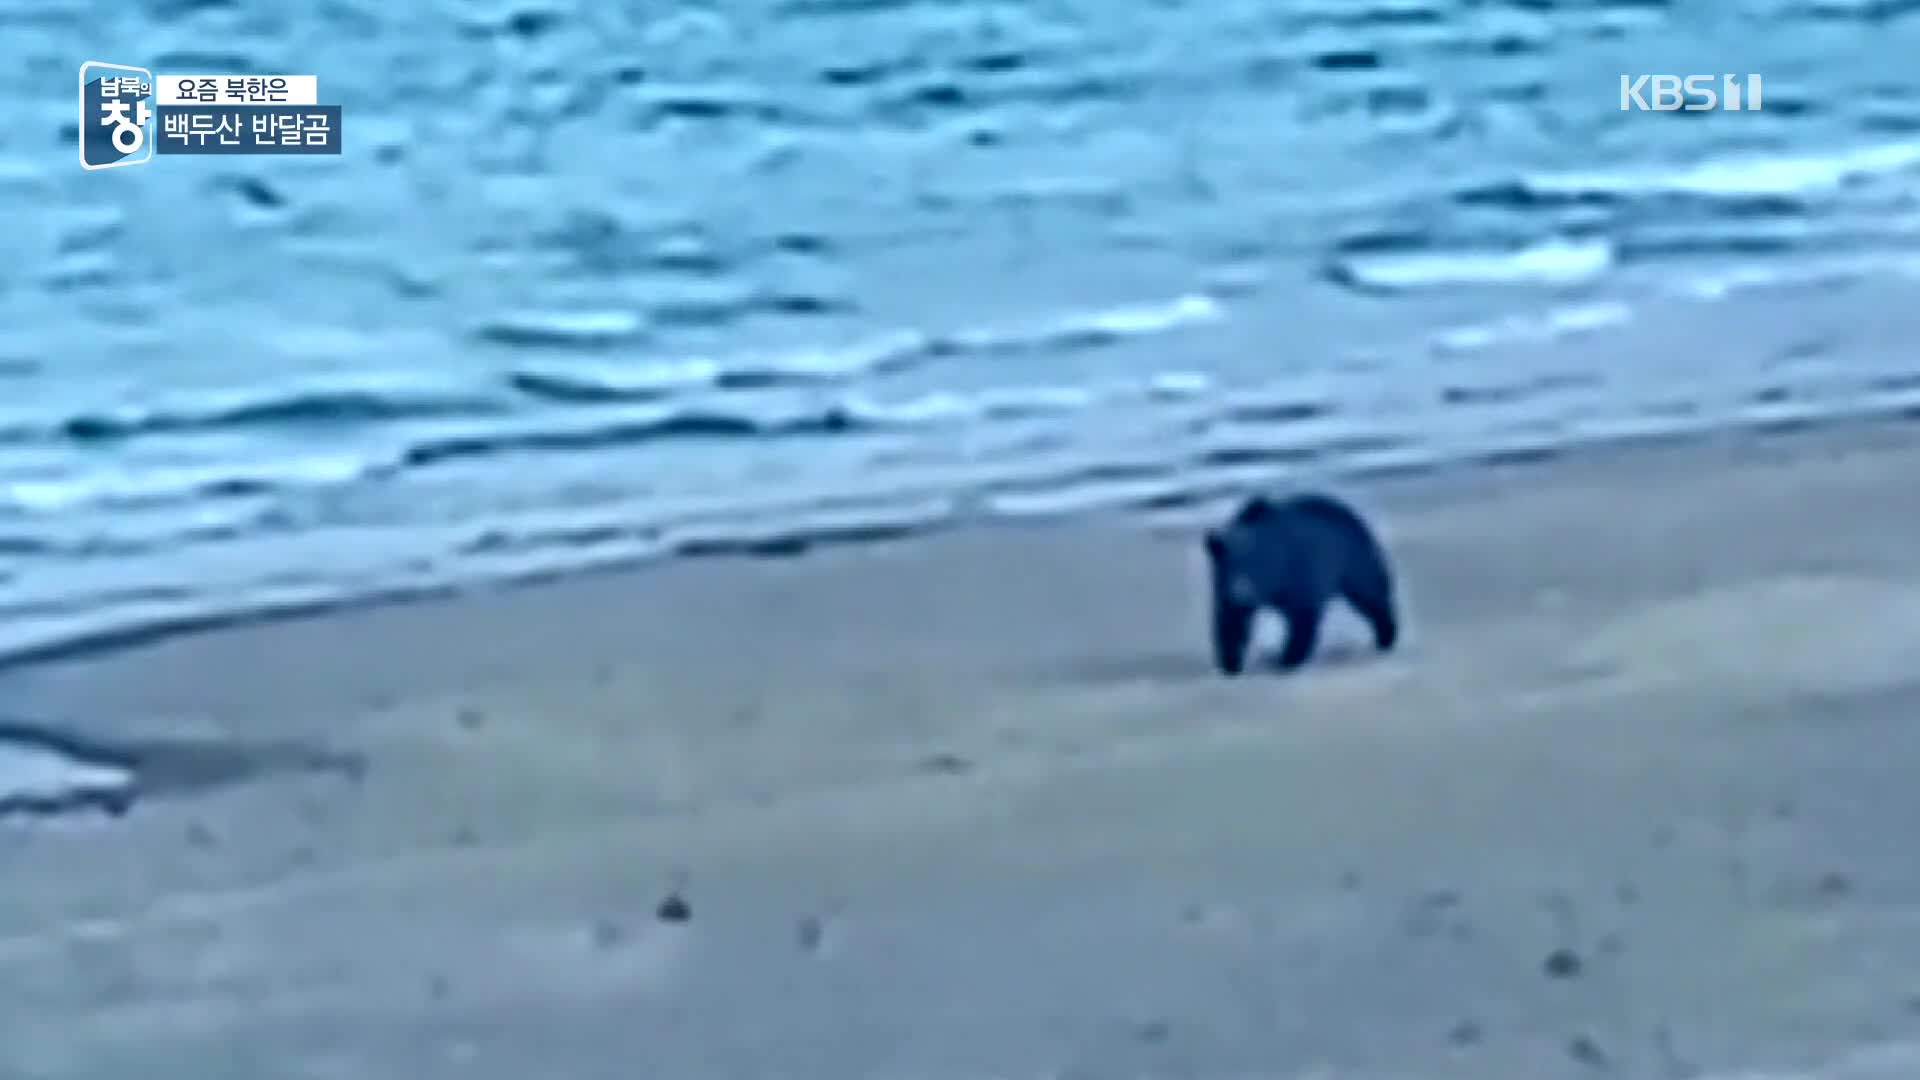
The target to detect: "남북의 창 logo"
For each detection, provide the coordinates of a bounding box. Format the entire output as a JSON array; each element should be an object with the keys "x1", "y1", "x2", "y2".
[
  {"x1": 78, "y1": 62, "x2": 155, "y2": 170},
  {"x1": 79, "y1": 62, "x2": 343, "y2": 168}
]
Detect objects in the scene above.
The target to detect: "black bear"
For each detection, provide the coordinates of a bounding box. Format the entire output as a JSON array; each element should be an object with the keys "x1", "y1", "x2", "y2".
[{"x1": 1202, "y1": 492, "x2": 1399, "y2": 676}]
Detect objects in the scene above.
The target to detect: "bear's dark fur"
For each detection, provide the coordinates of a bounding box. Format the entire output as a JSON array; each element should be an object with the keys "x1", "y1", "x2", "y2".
[{"x1": 1203, "y1": 492, "x2": 1399, "y2": 676}]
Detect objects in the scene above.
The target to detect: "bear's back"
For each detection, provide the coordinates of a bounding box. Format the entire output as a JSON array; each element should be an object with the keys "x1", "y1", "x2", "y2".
[{"x1": 1232, "y1": 492, "x2": 1387, "y2": 600}]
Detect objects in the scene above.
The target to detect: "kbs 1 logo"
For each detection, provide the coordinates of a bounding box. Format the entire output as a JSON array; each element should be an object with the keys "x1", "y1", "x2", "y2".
[
  {"x1": 79, "y1": 61, "x2": 343, "y2": 169},
  {"x1": 1619, "y1": 74, "x2": 1764, "y2": 112}
]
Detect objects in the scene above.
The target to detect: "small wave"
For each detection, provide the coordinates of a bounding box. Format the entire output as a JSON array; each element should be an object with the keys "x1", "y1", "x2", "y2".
[
  {"x1": 635, "y1": 86, "x2": 809, "y2": 128},
  {"x1": 1431, "y1": 301, "x2": 1634, "y2": 353},
  {"x1": 400, "y1": 410, "x2": 837, "y2": 467},
  {"x1": 903, "y1": 293, "x2": 1222, "y2": 358},
  {"x1": 849, "y1": 373, "x2": 1206, "y2": 429},
  {"x1": 1617, "y1": 227, "x2": 1839, "y2": 260},
  {"x1": 505, "y1": 330, "x2": 933, "y2": 403},
  {"x1": 1291, "y1": 0, "x2": 1447, "y2": 27},
  {"x1": 1453, "y1": 178, "x2": 1625, "y2": 210},
  {"x1": 1671, "y1": 254, "x2": 1920, "y2": 300},
  {"x1": 473, "y1": 309, "x2": 649, "y2": 349},
  {"x1": 775, "y1": 0, "x2": 917, "y2": 15},
  {"x1": 1219, "y1": 399, "x2": 1335, "y2": 425},
  {"x1": 1327, "y1": 237, "x2": 1614, "y2": 293},
  {"x1": 1788, "y1": 0, "x2": 1920, "y2": 21},
  {"x1": 1147, "y1": 371, "x2": 1214, "y2": 398},
  {"x1": 44, "y1": 380, "x2": 504, "y2": 443},
  {"x1": 1034, "y1": 293, "x2": 1223, "y2": 347},
  {"x1": 1, "y1": 454, "x2": 383, "y2": 514},
  {"x1": 1440, "y1": 371, "x2": 1600, "y2": 405},
  {"x1": 842, "y1": 385, "x2": 1099, "y2": 424},
  {"x1": 412, "y1": 372, "x2": 1209, "y2": 468},
  {"x1": 1521, "y1": 141, "x2": 1920, "y2": 199},
  {"x1": 670, "y1": 512, "x2": 938, "y2": 559},
  {"x1": 506, "y1": 361, "x2": 713, "y2": 403},
  {"x1": 505, "y1": 294, "x2": 1223, "y2": 405},
  {"x1": 458, "y1": 492, "x2": 960, "y2": 565}
]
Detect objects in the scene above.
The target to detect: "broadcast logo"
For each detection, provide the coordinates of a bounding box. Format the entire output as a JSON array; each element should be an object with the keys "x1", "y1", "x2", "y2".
[
  {"x1": 78, "y1": 62, "x2": 155, "y2": 170},
  {"x1": 1619, "y1": 74, "x2": 1763, "y2": 112},
  {"x1": 79, "y1": 62, "x2": 343, "y2": 169}
]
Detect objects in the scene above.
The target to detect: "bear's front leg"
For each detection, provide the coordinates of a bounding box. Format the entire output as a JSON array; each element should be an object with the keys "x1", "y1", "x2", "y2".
[
  {"x1": 1211, "y1": 598, "x2": 1255, "y2": 676},
  {"x1": 1274, "y1": 600, "x2": 1325, "y2": 671}
]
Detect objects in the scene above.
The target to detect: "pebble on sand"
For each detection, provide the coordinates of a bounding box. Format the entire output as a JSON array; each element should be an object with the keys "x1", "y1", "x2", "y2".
[
  {"x1": 657, "y1": 893, "x2": 692, "y2": 923},
  {"x1": 796, "y1": 915, "x2": 826, "y2": 952},
  {"x1": 1567, "y1": 1034, "x2": 1609, "y2": 1069},
  {"x1": 1543, "y1": 947, "x2": 1583, "y2": 979},
  {"x1": 591, "y1": 919, "x2": 627, "y2": 949},
  {"x1": 917, "y1": 752, "x2": 972, "y2": 775},
  {"x1": 1132, "y1": 1020, "x2": 1172, "y2": 1045}
]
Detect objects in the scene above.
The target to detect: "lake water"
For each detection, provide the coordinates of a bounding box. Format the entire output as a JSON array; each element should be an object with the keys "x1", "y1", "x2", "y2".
[{"x1": 5, "y1": 0, "x2": 1920, "y2": 661}]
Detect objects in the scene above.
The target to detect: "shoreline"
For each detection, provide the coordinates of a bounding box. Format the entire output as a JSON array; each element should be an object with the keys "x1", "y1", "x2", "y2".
[
  {"x1": 4, "y1": 396, "x2": 1919, "y2": 679},
  {"x1": 3, "y1": 408, "x2": 1920, "y2": 1077}
]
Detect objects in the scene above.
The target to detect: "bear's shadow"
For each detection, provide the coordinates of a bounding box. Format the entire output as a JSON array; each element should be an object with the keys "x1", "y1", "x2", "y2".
[
  {"x1": 1266, "y1": 638, "x2": 1373, "y2": 672},
  {"x1": 1048, "y1": 635, "x2": 1381, "y2": 686}
]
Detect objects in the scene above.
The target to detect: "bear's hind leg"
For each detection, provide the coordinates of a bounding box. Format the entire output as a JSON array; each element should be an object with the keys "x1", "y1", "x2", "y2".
[
  {"x1": 1274, "y1": 600, "x2": 1325, "y2": 671},
  {"x1": 1343, "y1": 582, "x2": 1399, "y2": 652}
]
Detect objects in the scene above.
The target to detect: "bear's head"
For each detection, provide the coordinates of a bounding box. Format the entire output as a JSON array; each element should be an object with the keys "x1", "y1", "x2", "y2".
[
  {"x1": 1203, "y1": 496, "x2": 1277, "y2": 675},
  {"x1": 1204, "y1": 527, "x2": 1261, "y2": 607},
  {"x1": 1203, "y1": 495, "x2": 1278, "y2": 607}
]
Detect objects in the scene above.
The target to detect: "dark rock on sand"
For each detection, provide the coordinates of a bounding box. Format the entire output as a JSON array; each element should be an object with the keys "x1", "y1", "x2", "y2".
[
  {"x1": 656, "y1": 893, "x2": 692, "y2": 923},
  {"x1": 796, "y1": 915, "x2": 826, "y2": 952},
  {"x1": 1406, "y1": 889, "x2": 1468, "y2": 940},
  {"x1": 1567, "y1": 1034, "x2": 1610, "y2": 1069},
  {"x1": 1652, "y1": 1026, "x2": 1697, "y2": 1078},
  {"x1": 1132, "y1": 1020, "x2": 1172, "y2": 1045},
  {"x1": 917, "y1": 751, "x2": 972, "y2": 775},
  {"x1": 1544, "y1": 947, "x2": 1584, "y2": 979}
]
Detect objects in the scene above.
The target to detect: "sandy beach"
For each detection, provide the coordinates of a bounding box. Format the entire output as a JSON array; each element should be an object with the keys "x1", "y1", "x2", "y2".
[{"x1": 3, "y1": 416, "x2": 1920, "y2": 1079}]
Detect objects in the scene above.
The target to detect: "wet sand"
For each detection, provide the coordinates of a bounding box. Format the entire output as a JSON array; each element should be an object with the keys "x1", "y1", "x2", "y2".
[{"x1": 4, "y1": 417, "x2": 1920, "y2": 1079}]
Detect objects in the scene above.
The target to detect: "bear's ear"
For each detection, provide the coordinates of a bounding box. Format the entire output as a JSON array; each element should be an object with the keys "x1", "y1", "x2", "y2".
[
  {"x1": 1203, "y1": 528, "x2": 1229, "y2": 564},
  {"x1": 1234, "y1": 495, "x2": 1276, "y2": 525}
]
